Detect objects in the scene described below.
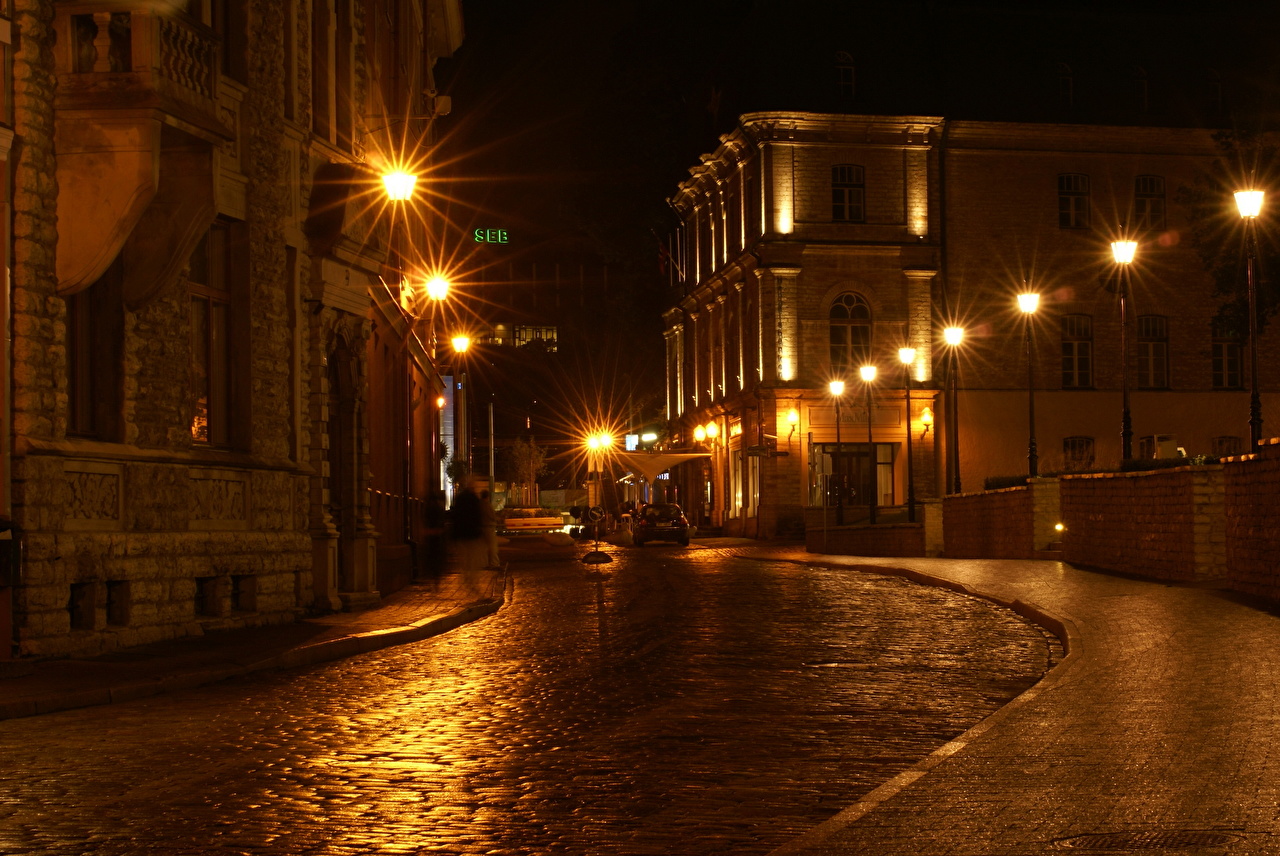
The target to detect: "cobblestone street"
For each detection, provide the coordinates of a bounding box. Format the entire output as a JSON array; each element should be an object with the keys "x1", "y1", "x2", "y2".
[{"x1": 0, "y1": 548, "x2": 1054, "y2": 855}]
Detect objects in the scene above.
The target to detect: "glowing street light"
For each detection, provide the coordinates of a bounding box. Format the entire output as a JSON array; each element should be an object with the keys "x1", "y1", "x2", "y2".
[
  {"x1": 1018, "y1": 290, "x2": 1041, "y2": 477},
  {"x1": 859, "y1": 365, "x2": 877, "y2": 525},
  {"x1": 942, "y1": 326, "x2": 964, "y2": 493},
  {"x1": 1237, "y1": 186, "x2": 1266, "y2": 450},
  {"x1": 451, "y1": 335, "x2": 471, "y2": 354},
  {"x1": 1111, "y1": 234, "x2": 1139, "y2": 460},
  {"x1": 898, "y1": 348, "x2": 918, "y2": 523},
  {"x1": 382, "y1": 169, "x2": 418, "y2": 202},
  {"x1": 829, "y1": 379, "x2": 846, "y2": 525},
  {"x1": 425, "y1": 275, "x2": 450, "y2": 301}
]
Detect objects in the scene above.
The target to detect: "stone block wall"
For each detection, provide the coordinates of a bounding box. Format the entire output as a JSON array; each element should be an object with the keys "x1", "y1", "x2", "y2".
[
  {"x1": 1223, "y1": 440, "x2": 1280, "y2": 599},
  {"x1": 942, "y1": 486, "x2": 1034, "y2": 559},
  {"x1": 1060, "y1": 466, "x2": 1226, "y2": 582}
]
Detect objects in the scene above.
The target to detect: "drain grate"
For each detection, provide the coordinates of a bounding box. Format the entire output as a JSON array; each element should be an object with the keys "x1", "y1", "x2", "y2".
[{"x1": 1055, "y1": 830, "x2": 1242, "y2": 850}]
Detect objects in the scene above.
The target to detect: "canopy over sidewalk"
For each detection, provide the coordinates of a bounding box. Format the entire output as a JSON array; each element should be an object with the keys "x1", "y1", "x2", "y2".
[{"x1": 614, "y1": 452, "x2": 710, "y2": 484}]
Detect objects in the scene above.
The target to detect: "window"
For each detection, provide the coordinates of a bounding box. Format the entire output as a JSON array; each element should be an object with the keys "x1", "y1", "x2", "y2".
[
  {"x1": 1136, "y1": 315, "x2": 1169, "y2": 389},
  {"x1": 1212, "y1": 436, "x2": 1244, "y2": 457},
  {"x1": 1061, "y1": 314, "x2": 1093, "y2": 388},
  {"x1": 1134, "y1": 175, "x2": 1166, "y2": 231},
  {"x1": 836, "y1": 51, "x2": 856, "y2": 98},
  {"x1": 832, "y1": 164, "x2": 865, "y2": 222},
  {"x1": 1132, "y1": 66, "x2": 1148, "y2": 112},
  {"x1": 1138, "y1": 435, "x2": 1155, "y2": 460},
  {"x1": 1062, "y1": 436, "x2": 1095, "y2": 471},
  {"x1": 829, "y1": 292, "x2": 871, "y2": 371},
  {"x1": 190, "y1": 223, "x2": 233, "y2": 445},
  {"x1": 1212, "y1": 318, "x2": 1243, "y2": 389},
  {"x1": 1057, "y1": 63, "x2": 1074, "y2": 107},
  {"x1": 1058, "y1": 173, "x2": 1090, "y2": 229}
]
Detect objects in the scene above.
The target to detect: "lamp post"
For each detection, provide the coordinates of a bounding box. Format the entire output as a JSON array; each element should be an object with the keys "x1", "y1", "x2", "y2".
[
  {"x1": 451, "y1": 335, "x2": 471, "y2": 471},
  {"x1": 943, "y1": 326, "x2": 964, "y2": 493},
  {"x1": 1017, "y1": 292, "x2": 1040, "y2": 478},
  {"x1": 898, "y1": 348, "x2": 917, "y2": 522},
  {"x1": 829, "y1": 380, "x2": 845, "y2": 525},
  {"x1": 1111, "y1": 236, "x2": 1138, "y2": 460},
  {"x1": 860, "y1": 365, "x2": 878, "y2": 525},
  {"x1": 1236, "y1": 187, "x2": 1266, "y2": 451}
]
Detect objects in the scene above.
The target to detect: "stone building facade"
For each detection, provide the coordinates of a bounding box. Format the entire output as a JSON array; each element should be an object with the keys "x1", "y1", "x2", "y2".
[
  {"x1": 662, "y1": 111, "x2": 1277, "y2": 538},
  {"x1": 3, "y1": 0, "x2": 462, "y2": 659}
]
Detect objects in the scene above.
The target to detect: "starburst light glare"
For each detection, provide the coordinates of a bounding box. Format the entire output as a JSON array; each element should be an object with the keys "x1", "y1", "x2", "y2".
[{"x1": 382, "y1": 170, "x2": 418, "y2": 202}]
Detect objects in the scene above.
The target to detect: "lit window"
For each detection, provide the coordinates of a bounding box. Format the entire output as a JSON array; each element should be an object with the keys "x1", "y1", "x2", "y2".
[
  {"x1": 1058, "y1": 173, "x2": 1090, "y2": 229},
  {"x1": 829, "y1": 292, "x2": 871, "y2": 371},
  {"x1": 1136, "y1": 315, "x2": 1168, "y2": 389},
  {"x1": 832, "y1": 164, "x2": 865, "y2": 222},
  {"x1": 190, "y1": 223, "x2": 233, "y2": 445},
  {"x1": 1212, "y1": 318, "x2": 1243, "y2": 390},
  {"x1": 1062, "y1": 436, "x2": 1095, "y2": 470},
  {"x1": 1134, "y1": 175, "x2": 1166, "y2": 231},
  {"x1": 1061, "y1": 314, "x2": 1093, "y2": 388}
]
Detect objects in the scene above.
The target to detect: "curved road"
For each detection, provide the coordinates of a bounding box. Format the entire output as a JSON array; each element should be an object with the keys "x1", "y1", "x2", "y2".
[{"x1": 0, "y1": 547, "x2": 1055, "y2": 855}]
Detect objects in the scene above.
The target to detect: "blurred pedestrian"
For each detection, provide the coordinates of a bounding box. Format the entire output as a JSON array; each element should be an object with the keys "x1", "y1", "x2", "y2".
[
  {"x1": 450, "y1": 476, "x2": 486, "y2": 596},
  {"x1": 423, "y1": 490, "x2": 447, "y2": 585},
  {"x1": 480, "y1": 489, "x2": 501, "y2": 570}
]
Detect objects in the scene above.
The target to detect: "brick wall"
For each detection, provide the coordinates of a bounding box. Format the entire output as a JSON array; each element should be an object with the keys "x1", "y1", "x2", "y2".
[
  {"x1": 1060, "y1": 467, "x2": 1226, "y2": 582},
  {"x1": 806, "y1": 522, "x2": 924, "y2": 557},
  {"x1": 942, "y1": 486, "x2": 1034, "y2": 559},
  {"x1": 1223, "y1": 440, "x2": 1280, "y2": 599}
]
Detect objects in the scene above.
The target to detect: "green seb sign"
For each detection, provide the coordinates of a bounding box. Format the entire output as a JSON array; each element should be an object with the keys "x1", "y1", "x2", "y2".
[{"x1": 474, "y1": 228, "x2": 510, "y2": 244}]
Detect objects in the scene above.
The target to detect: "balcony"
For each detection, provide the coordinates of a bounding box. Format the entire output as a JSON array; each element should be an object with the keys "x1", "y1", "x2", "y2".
[
  {"x1": 53, "y1": 3, "x2": 231, "y2": 301},
  {"x1": 53, "y1": 3, "x2": 228, "y2": 142}
]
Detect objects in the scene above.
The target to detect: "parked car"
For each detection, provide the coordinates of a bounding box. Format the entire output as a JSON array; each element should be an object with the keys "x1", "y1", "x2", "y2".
[{"x1": 634, "y1": 502, "x2": 690, "y2": 547}]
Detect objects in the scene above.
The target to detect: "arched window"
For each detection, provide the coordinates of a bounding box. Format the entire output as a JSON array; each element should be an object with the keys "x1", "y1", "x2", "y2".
[
  {"x1": 829, "y1": 292, "x2": 871, "y2": 371},
  {"x1": 832, "y1": 165, "x2": 865, "y2": 222}
]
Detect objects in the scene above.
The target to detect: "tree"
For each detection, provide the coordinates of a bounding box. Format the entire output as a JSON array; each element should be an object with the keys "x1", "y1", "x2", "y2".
[
  {"x1": 445, "y1": 455, "x2": 470, "y2": 489},
  {"x1": 1178, "y1": 129, "x2": 1280, "y2": 337},
  {"x1": 500, "y1": 437, "x2": 549, "y2": 507}
]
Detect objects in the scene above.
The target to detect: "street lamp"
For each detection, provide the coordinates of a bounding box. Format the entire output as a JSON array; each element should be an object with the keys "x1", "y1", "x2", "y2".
[
  {"x1": 829, "y1": 380, "x2": 845, "y2": 525},
  {"x1": 860, "y1": 365, "x2": 877, "y2": 525},
  {"x1": 898, "y1": 347, "x2": 917, "y2": 522},
  {"x1": 943, "y1": 326, "x2": 964, "y2": 493},
  {"x1": 1018, "y1": 291, "x2": 1040, "y2": 478},
  {"x1": 382, "y1": 169, "x2": 418, "y2": 202},
  {"x1": 1236, "y1": 187, "x2": 1266, "y2": 450},
  {"x1": 1111, "y1": 235, "x2": 1138, "y2": 460}
]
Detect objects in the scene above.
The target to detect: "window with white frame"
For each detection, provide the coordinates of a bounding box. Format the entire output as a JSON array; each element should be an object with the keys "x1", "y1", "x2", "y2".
[
  {"x1": 1137, "y1": 315, "x2": 1169, "y2": 389},
  {"x1": 1061, "y1": 314, "x2": 1093, "y2": 388},
  {"x1": 1134, "y1": 175, "x2": 1166, "y2": 231},
  {"x1": 832, "y1": 164, "x2": 865, "y2": 222},
  {"x1": 1212, "y1": 318, "x2": 1243, "y2": 389},
  {"x1": 1058, "y1": 173, "x2": 1090, "y2": 229}
]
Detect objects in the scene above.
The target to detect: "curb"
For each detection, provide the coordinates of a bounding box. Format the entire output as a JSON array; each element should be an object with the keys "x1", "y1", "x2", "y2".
[
  {"x1": 760, "y1": 554, "x2": 1083, "y2": 856},
  {"x1": 0, "y1": 597, "x2": 503, "y2": 722}
]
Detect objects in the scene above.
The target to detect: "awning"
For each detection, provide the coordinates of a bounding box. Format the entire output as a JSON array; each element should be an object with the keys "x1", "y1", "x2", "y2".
[{"x1": 614, "y1": 452, "x2": 710, "y2": 484}]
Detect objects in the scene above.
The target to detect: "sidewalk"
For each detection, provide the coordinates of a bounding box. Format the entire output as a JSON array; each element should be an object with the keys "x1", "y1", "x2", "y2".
[
  {"x1": 0, "y1": 570, "x2": 504, "y2": 721},
  {"x1": 759, "y1": 548, "x2": 1280, "y2": 855}
]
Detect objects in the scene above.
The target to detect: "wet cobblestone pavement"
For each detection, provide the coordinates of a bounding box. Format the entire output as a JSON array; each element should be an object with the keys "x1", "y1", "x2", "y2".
[{"x1": 0, "y1": 548, "x2": 1054, "y2": 855}]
